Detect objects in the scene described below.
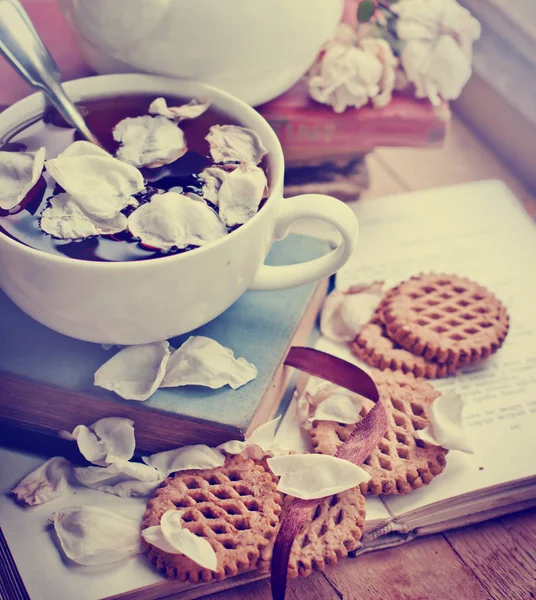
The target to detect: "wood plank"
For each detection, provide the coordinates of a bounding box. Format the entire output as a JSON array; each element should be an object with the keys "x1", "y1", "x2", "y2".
[
  {"x1": 202, "y1": 571, "x2": 339, "y2": 600},
  {"x1": 374, "y1": 116, "x2": 536, "y2": 217},
  {"x1": 322, "y1": 534, "x2": 492, "y2": 600},
  {"x1": 499, "y1": 509, "x2": 536, "y2": 560},
  {"x1": 444, "y1": 509, "x2": 536, "y2": 600},
  {"x1": 363, "y1": 154, "x2": 410, "y2": 200}
]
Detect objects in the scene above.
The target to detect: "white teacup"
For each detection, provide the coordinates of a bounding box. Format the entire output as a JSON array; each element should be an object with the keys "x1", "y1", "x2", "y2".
[
  {"x1": 0, "y1": 74, "x2": 358, "y2": 345},
  {"x1": 57, "y1": 0, "x2": 344, "y2": 106}
]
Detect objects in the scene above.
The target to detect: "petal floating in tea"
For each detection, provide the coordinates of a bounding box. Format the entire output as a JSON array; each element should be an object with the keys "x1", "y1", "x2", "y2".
[
  {"x1": 127, "y1": 192, "x2": 227, "y2": 251},
  {"x1": 217, "y1": 162, "x2": 267, "y2": 227},
  {"x1": 11, "y1": 456, "x2": 71, "y2": 506},
  {"x1": 161, "y1": 336, "x2": 257, "y2": 390},
  {"x1": 51, "y1": 506, "x2": 143, "y2": 566},
  {"x1": 73, "y1": 460, "x2": 162, "y2": 498},
  {"x1": 267, "y1": 454, "x2": 370, "y2": 500},
  {"x1": 149, "y1": 97, "x2": 210, "y2": 122},
  {"x1": 0, "y1": 147, "x2": 45, "y2": 210},
  {"x1": 113, "y1": 115, "x2": 187, "y2": 168},
  {"x1": 60, "y1": 417, "x2": 136, "y2": 466},
  {"x1": 320, "y1": 282, "x2": 384, "y2": 342},
  {"x1": 142, "y1": 509, "x2": 218, "y2": 571},
  {"x1": 39, "y1": 193, "x2": 128, "y2": 239},
  {"x1": 94, "y1": 341, "x2": 171, "y2": 401},
  {"x1": 206, "y1": 124, "x2": 267, "y2": 165},
  {"x1": 142, "y1": 445, "x2": 225, "y2": 477},
  {"x1": 198, "y1": 166, "x2": 229, "y2": 206},
  {"x1": 416, "y1": 390, "x2": 474, "y2": 453},
  {"x1": 45, "y1": 141, "x2": 144, "y2": 220}
]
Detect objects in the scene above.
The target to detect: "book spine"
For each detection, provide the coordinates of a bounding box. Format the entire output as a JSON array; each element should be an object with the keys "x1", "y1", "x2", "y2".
[{"x1": 258, "y1": 82, "x2": 450, "y2": 164}]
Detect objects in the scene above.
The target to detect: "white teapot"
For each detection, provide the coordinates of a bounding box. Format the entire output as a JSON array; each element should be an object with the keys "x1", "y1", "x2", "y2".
[{"x1": 58, "y1": 0, "x2": 344, "y2": 106}]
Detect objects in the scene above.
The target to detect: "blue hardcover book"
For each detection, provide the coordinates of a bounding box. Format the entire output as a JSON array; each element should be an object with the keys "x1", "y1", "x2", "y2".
[{"x1": 0, "y1": 234, "x2": 329, "y2": 452}]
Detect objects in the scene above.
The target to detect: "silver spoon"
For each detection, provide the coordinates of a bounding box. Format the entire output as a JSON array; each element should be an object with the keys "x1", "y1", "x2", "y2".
[{"x1": 0, "y1": 0, "x2": 100, "y2": 145}]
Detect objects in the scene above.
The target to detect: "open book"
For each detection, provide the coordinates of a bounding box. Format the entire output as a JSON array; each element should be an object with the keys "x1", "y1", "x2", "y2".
[
  {"x1": 277, "y1": 179, "x2": 536, "y2": 553},
  {"x1": 1, "y1": 180, "x2": 535, "y2": 600}
]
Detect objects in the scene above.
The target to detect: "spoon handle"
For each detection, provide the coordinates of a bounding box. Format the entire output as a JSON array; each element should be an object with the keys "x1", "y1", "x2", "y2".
[{"x1": 0, "y1": 0, "x2": 100, "y2": 145}]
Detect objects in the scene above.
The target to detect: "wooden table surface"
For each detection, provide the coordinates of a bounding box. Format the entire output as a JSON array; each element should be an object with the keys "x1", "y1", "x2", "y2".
[{"x1": 204, "y1": 118, "x2": 536, "y2": 600}]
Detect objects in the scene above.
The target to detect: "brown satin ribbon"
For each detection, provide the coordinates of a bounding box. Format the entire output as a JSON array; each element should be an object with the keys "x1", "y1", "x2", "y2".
[{"x1": 271, "y1": 347, "x2": 388, "y2": 600}]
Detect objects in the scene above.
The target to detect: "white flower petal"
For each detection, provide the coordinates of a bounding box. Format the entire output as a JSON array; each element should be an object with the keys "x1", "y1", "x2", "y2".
[
  {"x1": 61, "y1": 418, "x2": 135, "y2": 466},
  {"x1": 217, "y1": 441, "x2": 268, "y2": 461},
  {"x1": 308, "y1": 44, "x2": 382, "y2": 113},
  {"x1": 11, "y1": 457, "x2": 70, "y2": 506},
  {"x1": 425, "y1": 36, "x2": 472, "y2": 99},
  {"x1": 149, "y1": 97, "x2": 210, "y2": 122},
  {"x1": 45, "y1": 141, "x2": 144, "y2": 220},
  {"x1": 247, "y1": 416, "x2": 281, "y2": 450},
  {"x1": 206, "y1": 124, "x2": 267, "y2": 165},
  {"x1": 216, "y1": 440, "x2": 247, "y2": 455},
  {"x1": 69, "y1": 425, "x2": 107, "y2": 465},
  {"x1": 74, "y1": 460, "x2": 162, "y2": 498},
  {"x1": 393, "y1": 0, "x2": 480, "y2": 104},
  {"x1": 161, "y1": 510, "x2": 218, "y2": 571},
  {"x1": 311, "y1": 394, "x2": 362, "y2": 424},
  {"x1": 0, "y1": 147, "x2": 45, "y2": 210},
  {"x1": 91, "y1": 417, "x2": 136, "y2": 464},
  {"x1": 198, "y1": 167, "x2": 229, "y2": 206},
  {"x1": 51, "y1": 506, "x2": 142, "y2": 566},
  {"x1": 320, "y1": 282, "x2": 383, "y2": 342},
  {"x1": 217, "y1": 162, "x2": 267, "y2": 227},
  {"x1": 127, "y1": 192, "x2": 227, "y2": 251},
  {"x1": 142, "y1": 445, "x2": 225, "y2": 477},
  {"x1": 113, "y1": 115, "x2": 186, "y2": 168},
  {"x1": 39, "y1": 192, "x2": 127, "y2": 239},
  {"x1": 416, "y1": 391, "x2": 474, "y2": 453},
  {"x1": 94, "y1": 341, "x2": 171, "y2": 401},
  {"x1": 299, "y1": 381, "x2": 370, "y2": 430},
  {"x1": 161, "y1": 336, "x2": 257, "y2": 390},
  {"x1": 141, "y1": 525, "x2": 178, "y2": 553},
  {"x1": 360, "y1": 38, "x2": 398, "y2": 109},
  {"x1": 267, "y1": 454, "x2": 370, "y2": 500}
]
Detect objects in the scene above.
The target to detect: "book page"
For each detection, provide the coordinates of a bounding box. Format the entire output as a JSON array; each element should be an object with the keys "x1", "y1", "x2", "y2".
[
  {"x1": 0, "y1": 448, "x2": 161, "y2": 600},
  {"x1": 332, "y1": 180, "x2": 536, "y2": 516}
]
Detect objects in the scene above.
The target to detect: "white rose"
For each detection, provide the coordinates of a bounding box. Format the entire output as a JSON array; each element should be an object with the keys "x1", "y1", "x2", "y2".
[
  {"x1": 393, "y1": 0, "x2": 481, "y2": 105},
  {"x1": 308, "y1": 23, "x2": 399, "y2": 113},
  {"x1": 308, "y1": 43, "x2": 382, "y2": 113},
  {"x1": 360, "y1": 38, "x2": 398, "y2": 108}
]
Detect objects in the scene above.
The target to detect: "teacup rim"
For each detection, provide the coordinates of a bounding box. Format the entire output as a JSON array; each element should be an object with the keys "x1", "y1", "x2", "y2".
[{"x1": 0, "y1": 73, "x2": 285, "y2": 269}]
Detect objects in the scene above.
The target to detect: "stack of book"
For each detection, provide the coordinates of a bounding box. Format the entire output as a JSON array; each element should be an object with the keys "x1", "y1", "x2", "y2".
[
  {"x1": 0, "y1": 234, "x2": 331, "y2": 453},
  {"x1": 258, "y1": 81, "x2": 450, "y2": 201}
]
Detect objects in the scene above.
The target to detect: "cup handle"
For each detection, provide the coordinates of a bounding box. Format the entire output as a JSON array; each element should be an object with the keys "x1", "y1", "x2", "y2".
[{"x1": 248, "y1": 194, "x2": 358, "y2": 291}]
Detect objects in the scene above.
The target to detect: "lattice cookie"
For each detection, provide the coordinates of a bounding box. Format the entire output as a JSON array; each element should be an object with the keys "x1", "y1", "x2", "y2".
[
  {"x1": 380, "y1": 273, "x2": 509, "y2": 368},
  {"x1": 289, "y1": 487, "x2": 366, "y2": 577},
  {"x1": 142, "y1": 456, "x2": 282, "y2": 582},
  {"x1": 262, "y1": 487, "x2": 366, "y2": 578},
  {"x1": 310, "y1": 370, "x2": 448, "y2": 495},
  {"x1": 352, "y1": 313, "x2": 457, "y2": 379}
]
